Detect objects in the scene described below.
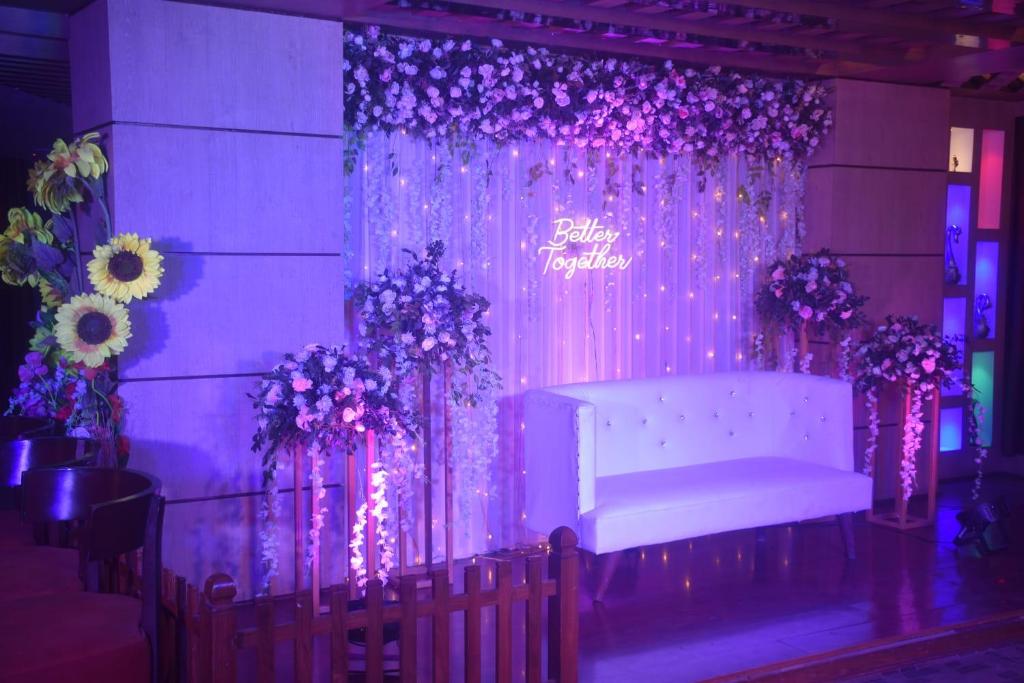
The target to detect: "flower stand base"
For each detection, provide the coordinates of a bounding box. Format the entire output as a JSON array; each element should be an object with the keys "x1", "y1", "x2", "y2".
[
  {"x1": 395, "y1": 365, "x2": 455, "y2": 585},
  {"x1": 866, "y1": 386, "x2": 940, "y2": 530}
]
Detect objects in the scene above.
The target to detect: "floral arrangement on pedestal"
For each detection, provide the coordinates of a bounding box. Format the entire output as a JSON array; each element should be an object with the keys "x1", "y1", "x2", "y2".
[
  {"x1": 343, "y1": 26, "x2": 831, "y2": 178},
  {"x1": 353, "y1": 240, "x2": 501, "y2": 554},
  {"x1": 250, "y1": 344, "x2": 415, "y2": 591},
  {"x1": 2, "y1": 133, "x2": 164, "y2": 465},
  {"x1": 753, "y1": 249, "x2": 867, "y2": 376},
  {"x1": 854, "y1": 315, "x2": 961, "y2": 502}
]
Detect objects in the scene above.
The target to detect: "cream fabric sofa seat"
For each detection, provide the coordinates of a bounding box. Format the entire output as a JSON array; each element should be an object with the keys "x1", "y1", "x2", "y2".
[{"x1": 524, "y1": 372, "x2": 872, "y2": 555}]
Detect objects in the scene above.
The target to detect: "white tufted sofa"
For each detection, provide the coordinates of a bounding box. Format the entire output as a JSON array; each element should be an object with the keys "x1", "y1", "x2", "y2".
[{"x1": 524, "y1": 371, "x2": 873, "y2": 555}]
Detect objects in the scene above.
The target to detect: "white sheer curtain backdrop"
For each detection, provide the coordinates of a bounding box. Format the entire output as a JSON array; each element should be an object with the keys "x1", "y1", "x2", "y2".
[{"x1": 343, "y1": 131, "x2": 805, "y2": 558}]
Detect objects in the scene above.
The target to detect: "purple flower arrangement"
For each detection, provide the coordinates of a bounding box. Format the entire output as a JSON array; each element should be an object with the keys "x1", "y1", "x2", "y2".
[
  {"x1": 250, "y1": 344, "x2": 413, "y2": 477},
  {"x1": 353, "y1": 240, "x2": 500, "y2": 405},
  {"x1": 853, "y1": 315, "x2": 960, "y2": 396},
  {"x1": 853, "y1": 315, "x2": 963, "y2": 501},
  {"x1": 343, "y1": 26, "x2": 832, "y2": 172},
  {"x1": 754, "y1": 249, "x2": 867, "y2": 336},
  {"x1": 250, "y1": 343, "x2": 416, "y2": 591}
]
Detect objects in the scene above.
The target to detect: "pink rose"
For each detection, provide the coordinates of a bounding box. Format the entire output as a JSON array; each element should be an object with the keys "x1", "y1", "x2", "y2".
[
  {"x1": 342, "y1": 407, "x2": 357, "y2": 423},
  {"x1": 922, "y1": 358, "x2": 936, "y2": 374},
  {"x1": 798, "y1": 305, "x2": 813, "y2": 320},
  {"x1": 840, "y1": 309, "x2": 852, "y2": 320},
  {"x1": 771, "y1": 267, "x2": 785, "y2": 281},
  {"x1": 291, "y1": 376, "x2": 313, "y2": 392}
]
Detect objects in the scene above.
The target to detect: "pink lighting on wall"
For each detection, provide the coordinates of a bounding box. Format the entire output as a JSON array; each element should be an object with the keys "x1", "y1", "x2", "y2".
[{"x1": 978, "y1": 130, "x2": 1005, "y2": 230}]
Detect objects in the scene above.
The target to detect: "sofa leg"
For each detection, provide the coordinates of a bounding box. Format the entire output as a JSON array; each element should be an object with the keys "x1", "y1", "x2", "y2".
[
  {"x1": 839, "y1": 513, "x2": 856, "y2": 560},
  {"x1": 594, "y1": 551, "x2": 623, "y2": 603}
]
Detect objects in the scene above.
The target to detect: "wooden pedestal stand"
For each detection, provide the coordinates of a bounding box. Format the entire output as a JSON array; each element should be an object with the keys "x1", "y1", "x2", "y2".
[
  {"x1": 798, "y1": 320, "x2": 809, "y2": 363},
  {"x1": 396, "y1": 363, "x2": 455, "y2": 584},
  {"x1": 291, "y1": 431, "x2": 380, "y2": 614},
  {"x1": 866, "y1": 385, "x2": 941, "y2": 530}
]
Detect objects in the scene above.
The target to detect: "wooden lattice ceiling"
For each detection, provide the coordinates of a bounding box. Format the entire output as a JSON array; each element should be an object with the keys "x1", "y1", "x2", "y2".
[
  {"x1": 337, "y1": 0, "x2": 1024, "y2": 98},
  {"x1": 1, "y1": 1, "x2": 1021, "y2": 99}
]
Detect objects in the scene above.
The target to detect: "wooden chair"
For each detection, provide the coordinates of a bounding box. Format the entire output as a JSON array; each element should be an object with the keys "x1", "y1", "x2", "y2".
[
  {"x1": 0, "y1": 437, "x2": 95, "y2": 546},
  {"x1": 0, "y1": 416, "x2": 59, "y2": 441},
  {"x1": 0, "y1": 467, "x2": 164, "y2": 683}
]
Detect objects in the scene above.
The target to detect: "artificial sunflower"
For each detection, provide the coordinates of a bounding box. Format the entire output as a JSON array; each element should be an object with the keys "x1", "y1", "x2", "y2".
[
  {"x1": 37, "y1": 278, "x2": 63, "y2": 309},
  {"x1": 26, "y1": 132, "x2": 108, "y2": 214},
  {"x1": 88, "y1": 232, "x2": 164, "y2": 302},
  {"x1": 54, "y1": 293, "x2": 131, "y2": 367},
  {"x1": 5, "y1": 207, "x2": 52, "y2": 244}
]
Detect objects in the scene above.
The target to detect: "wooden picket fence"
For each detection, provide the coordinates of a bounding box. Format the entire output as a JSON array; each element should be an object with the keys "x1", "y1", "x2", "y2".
[{"x1": 159, "y1": 527, "x2": 579, "y2": 683}]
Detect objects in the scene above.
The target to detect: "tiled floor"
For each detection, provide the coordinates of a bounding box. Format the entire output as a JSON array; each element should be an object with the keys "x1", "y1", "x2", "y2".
[
  {"x1": 577, "y1": 475, "x2": 1024, "y2": 682},
  {"x1": 845, "y1": 641, "x2": 1024, "y2": 682}
]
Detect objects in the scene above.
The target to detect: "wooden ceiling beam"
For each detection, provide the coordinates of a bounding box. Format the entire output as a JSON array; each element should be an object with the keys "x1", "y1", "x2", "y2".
[
  {"x1": 348, "y1": 6, "x2": 838, "y2": 76},
  {"x1": 713, "y1": 0, "x2": 1024, "y2": 42},
  {"x1": 454, "y1": 0, "x2": 941, "y2": 62},
  {"x1": 846, "y1": 44, "x2": 1024, "y2": 86}
]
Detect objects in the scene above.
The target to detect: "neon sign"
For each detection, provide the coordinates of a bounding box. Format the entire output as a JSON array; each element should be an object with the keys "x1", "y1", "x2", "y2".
[{"x1": 538, "y1": 217, "x2": 633, "y2": 279}]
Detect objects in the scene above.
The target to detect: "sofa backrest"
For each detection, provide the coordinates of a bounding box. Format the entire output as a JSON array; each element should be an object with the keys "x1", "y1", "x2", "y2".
[{"x1": 542, "y1": 371, "x2": 853, "y2": 477}]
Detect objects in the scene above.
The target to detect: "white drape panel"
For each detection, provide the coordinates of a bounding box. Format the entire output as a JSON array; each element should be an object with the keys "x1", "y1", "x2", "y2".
[{"x1": 343, "y1": 131, "x2": 805, "y2": 555}]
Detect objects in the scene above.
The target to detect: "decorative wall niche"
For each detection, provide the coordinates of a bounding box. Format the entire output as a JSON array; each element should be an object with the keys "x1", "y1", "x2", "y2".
[
  {"x1": 948, "y1": 127, "x2": 974, "y2": 173},
  {"x1": 977, "y1": 129, "x2": 1005, "y2": 230},
  {"x1": 941, "y1": 296, "x2": 966, "y2": 396},
  {"x1": 973, "y1": 242, "x2": 999, "y2": 339},
  {"x1": 971, "y1": 350, "x2": 994, "y2": 447},
  {"x1": 940, "y1": 407, "x2": 963, "y2": 453},
  {"x1": 944, "y1": 185, "x2": 971, "y2": 285}
]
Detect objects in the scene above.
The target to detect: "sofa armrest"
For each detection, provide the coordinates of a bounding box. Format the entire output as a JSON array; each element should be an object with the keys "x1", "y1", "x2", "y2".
[{"x1": 524, "y1": 390, "x2": 596, "y2": 538}]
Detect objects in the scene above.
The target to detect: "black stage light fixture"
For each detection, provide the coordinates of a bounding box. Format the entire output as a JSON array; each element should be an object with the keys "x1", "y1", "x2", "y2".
[{"x1": 954, "y1": 497, "x2": 1010, "y2": 556}]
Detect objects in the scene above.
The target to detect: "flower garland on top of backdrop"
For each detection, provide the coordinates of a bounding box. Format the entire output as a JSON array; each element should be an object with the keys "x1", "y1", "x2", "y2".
[
  {"x1": 752, "y1": 249, "x2": 867, "y2": 375},
  {"x1": 2, "y1": 133, "x2": 164, "y2": 464},
  {"x1": 353, "y1": 240, "x2": 501, "y2": 536},
  {"x1": 342, "y1": 26, "x2": 832, "y2": 178},
  {"x1": 251, "y1": 344, "x2": 416, "y2": 591},
  {"x1": 854, "y1": 316, "x2": 962, "y2": 502}
]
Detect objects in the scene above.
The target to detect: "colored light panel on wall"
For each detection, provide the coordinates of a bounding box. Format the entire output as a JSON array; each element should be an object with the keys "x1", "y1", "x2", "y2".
[
  {"x1": 971, "y1": 351, "x2": 994, "y2": 447},
  {"x1": 945, "y1": 185, "x2": 971, "y2": 285},
  {"x1": 940, "y1": 407, "x2": 963, "y2": 453},
  {"x1": 974, "y1": 242, "x2": 999, "y2": 338},
  {"x1": 978, "y1": 130, "x2": 1005, "y2": 229},
  {"x1": 942, "y1": 297, "x2": 966, "y2": 395},
  {"x1": 948, "y1": 127, "x2": 974, "y2": 172}
]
